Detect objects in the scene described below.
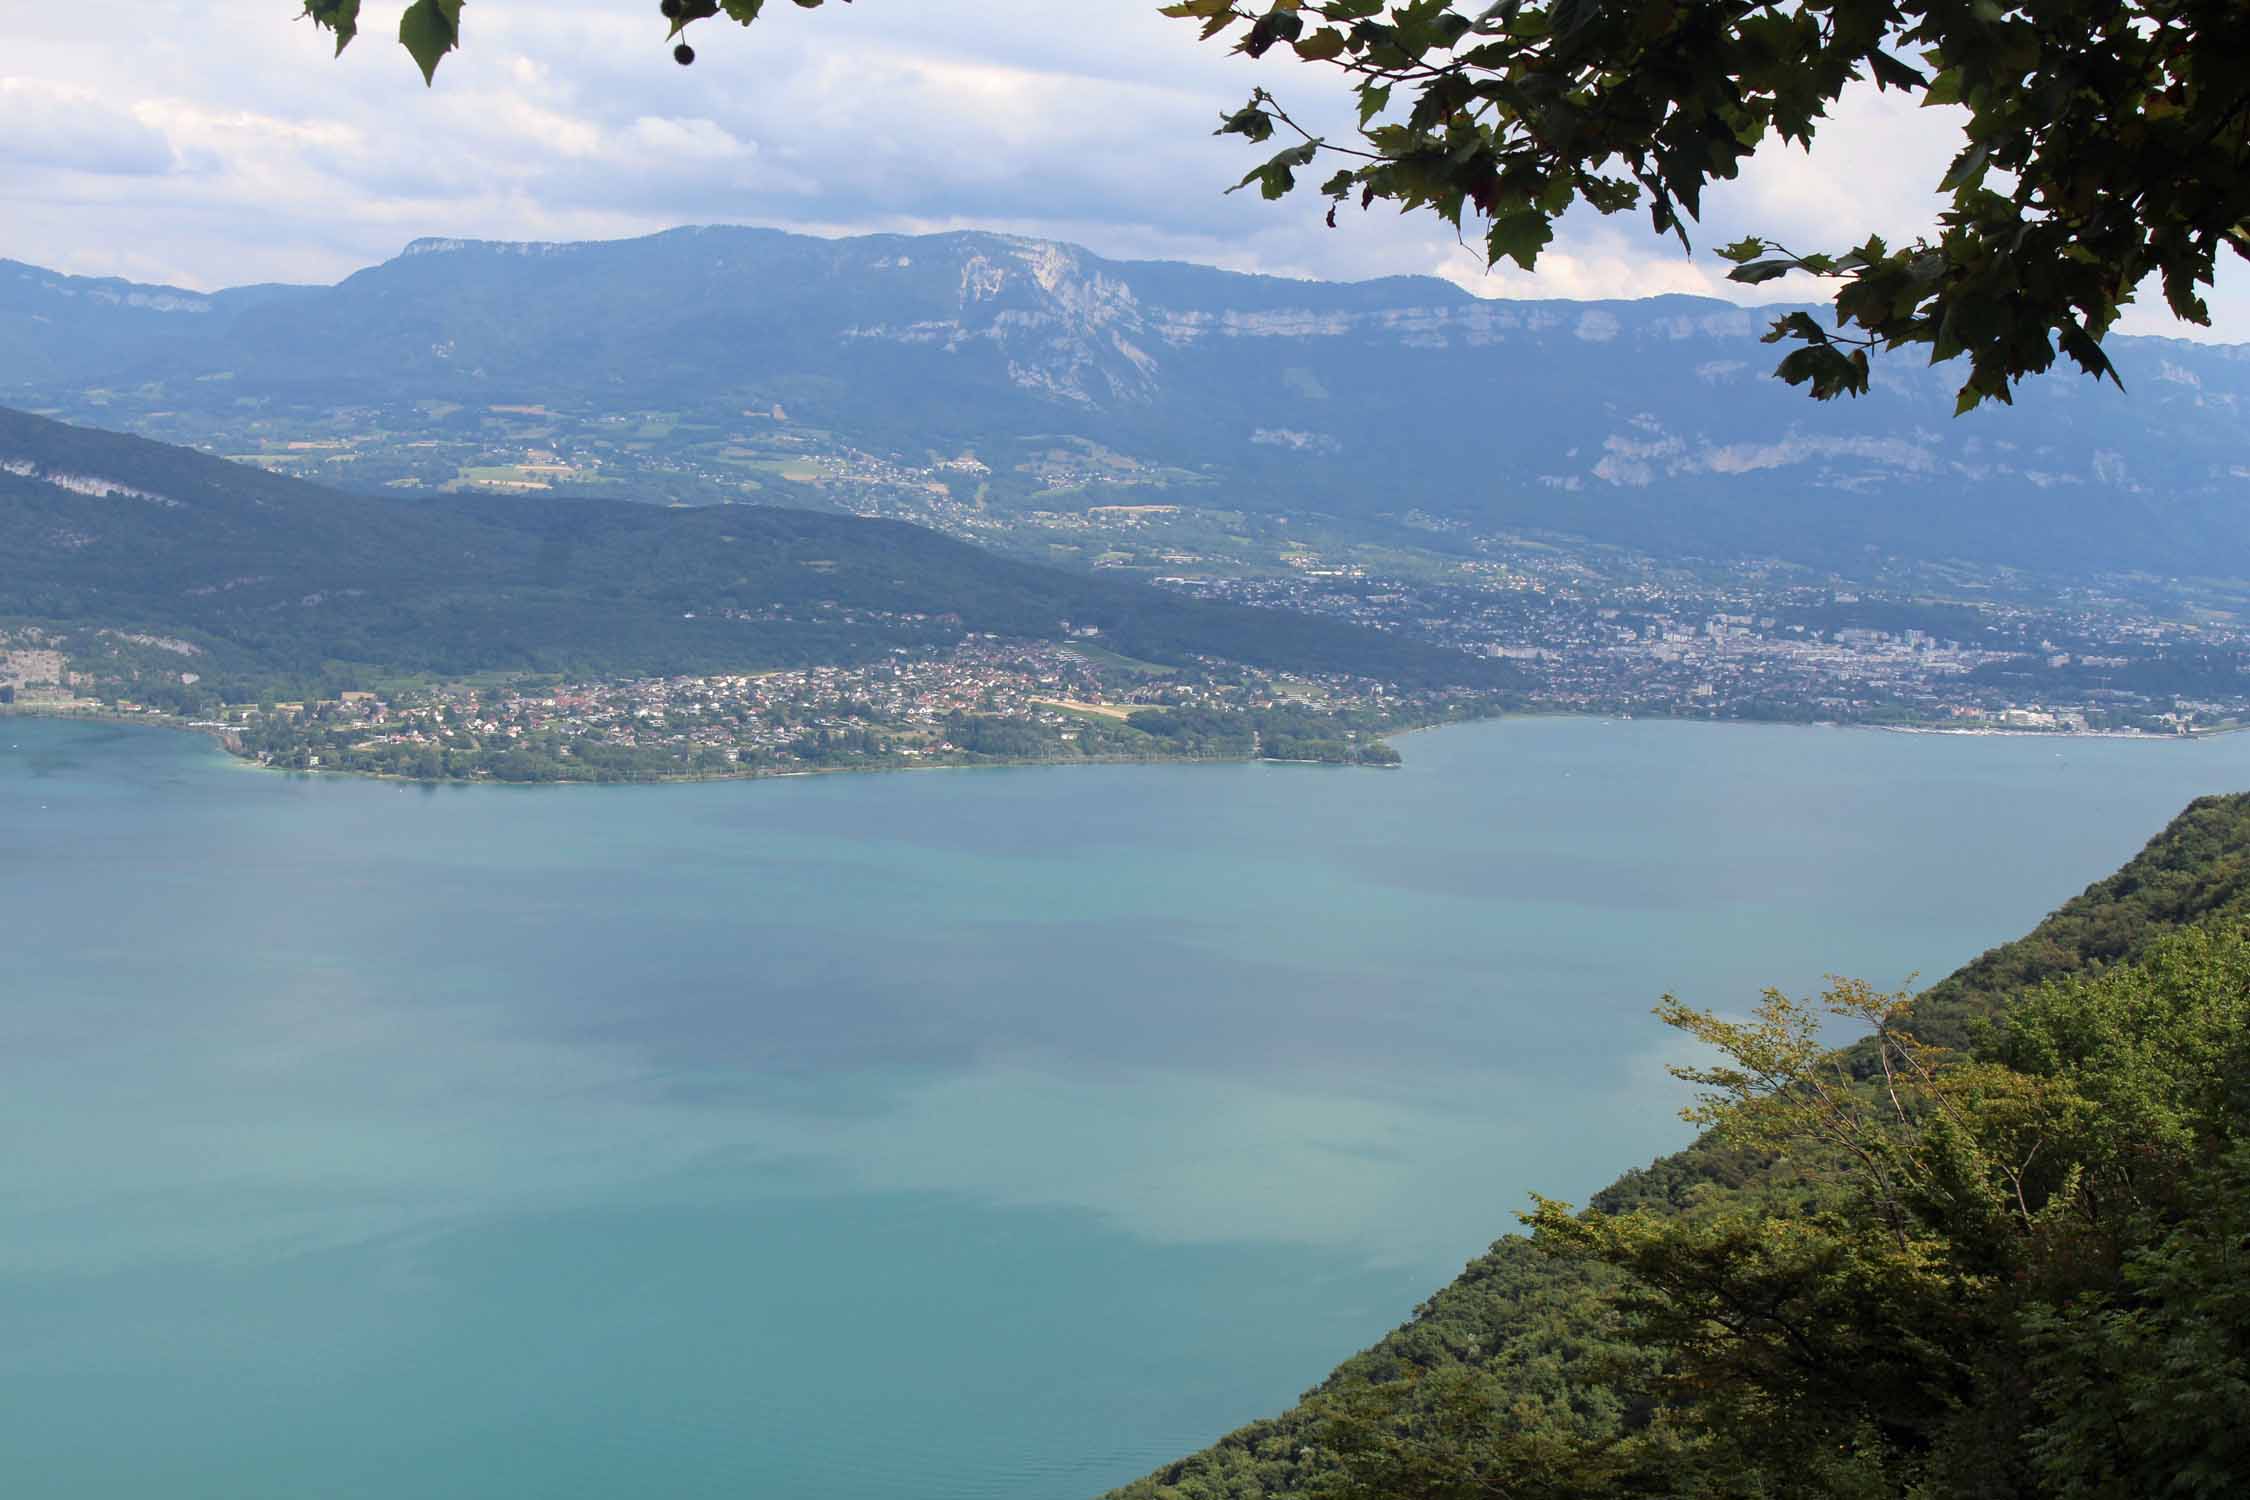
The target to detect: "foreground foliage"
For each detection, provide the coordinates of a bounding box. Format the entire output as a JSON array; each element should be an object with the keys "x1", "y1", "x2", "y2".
[
  {"x1": 1112, "y1": 792, "x2": 2250, "y2": 1500},
  {"x1": 1173, "y1": 0, "x2": 2250, "y2": 412},
  {"x1": 1509, "y1": 947, "x2": 2250, "y2": 1496}
]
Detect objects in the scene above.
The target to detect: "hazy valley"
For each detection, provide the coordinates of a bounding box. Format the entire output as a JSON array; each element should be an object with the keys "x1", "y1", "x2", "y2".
[{"x1": 10, "y1": 230, "x2": 2250, "y2": 776}]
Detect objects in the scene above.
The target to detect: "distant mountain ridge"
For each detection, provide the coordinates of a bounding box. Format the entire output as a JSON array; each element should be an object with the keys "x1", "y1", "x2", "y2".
[{"x1": 8, "y1": 227, "x2": 2250, "y2": 578}]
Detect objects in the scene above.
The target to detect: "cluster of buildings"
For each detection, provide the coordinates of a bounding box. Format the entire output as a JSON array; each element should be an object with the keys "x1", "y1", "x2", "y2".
[
  {"x1": 1159, "y1": 562, "x2": 2250, "y2": 734},
  {"x1": 49, "y1": 402, "x2": 2250, "y2": 745},
  {"x1": 224, "y1": 638, "x2": 1417, "y2": 777}
]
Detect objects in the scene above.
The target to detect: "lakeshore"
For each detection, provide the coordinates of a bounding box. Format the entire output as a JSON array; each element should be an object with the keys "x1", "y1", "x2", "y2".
[
  {"x1": 3, "y1": 693, "x2": 2211, "y2": 794},
  {"x1": 1, "y1": 702, "x2": 1415, "y2": 785}
]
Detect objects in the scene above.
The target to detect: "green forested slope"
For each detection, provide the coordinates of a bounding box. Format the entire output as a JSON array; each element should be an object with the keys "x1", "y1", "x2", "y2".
[
  {"x1": 1901, "y1": 793, "x2": 2250, "y2": 1049},
  {"x1": 1110, "y1": 791, "x2": 2250, "y2": 1500},
  {"x1": 0, "y1": 408, "x2": 1505, "y2": 694}
]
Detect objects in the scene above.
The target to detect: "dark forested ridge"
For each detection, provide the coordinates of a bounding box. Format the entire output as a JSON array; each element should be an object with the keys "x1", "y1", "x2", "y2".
[
  {"x1": 1904, "y1": 792, "x2": 2250, "y2": 1047},
  {"x1": 0, "y1": 407, "x2": 1504, "y2": 693},
  {"x1": 1110, "y1": 792, "x2": 2250, "y2": 1500}
]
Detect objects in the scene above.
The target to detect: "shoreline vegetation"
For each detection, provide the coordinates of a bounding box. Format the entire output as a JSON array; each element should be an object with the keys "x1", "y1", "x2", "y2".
[
  {"x1": 4, "y1": 620, "x2": 1455, "y2": 783},
  {"x1": 3, "y1": 698, "x2": 2212, "y2": 790},
  {"x1": 0, "y1": 699, "x2": 1420, "y2": 785}
]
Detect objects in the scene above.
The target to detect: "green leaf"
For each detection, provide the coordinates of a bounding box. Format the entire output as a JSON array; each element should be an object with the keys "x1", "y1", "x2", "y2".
[
  {"x1": 1228, "y1": 140, "x2": 1320, "y2": 199},
  {"x1": 1930, "y1": 302, "x2": 1965, "y2": 363},
  {"x1": 1164, "y1": 0, "x2": 1244, "y2": 44},
  {"x1": 1940, "y1": 143, "x2": 1990, "y2": 193},
  {"x1": 2057, "y1": 319, "x2": 2125, "y2": 391},
  {"x1": 1485, "y1": 208, "x2": 1553, "y2": 271},
  {"x1": 1762, "y1": 310, "x2": 1829, "y2": 347},
  {"x1": 1730, "y1": 258, "x2": 1796, "y2": 285},
  {"x1": 1243, "y1": 10, "x2": 1304, "y2": 58},
  {"x1": 398, "y1": 0, "x2": 463, "y2": 86},
  {"x1": 303, "y1": 0, "x2": 362, "y2": 55},
  {"x1": 670, "y1": 0, "x2": 721, "y2": 39},
  {"x1": 1865, "y1": 49, "x2": 1926, "y2": 92},
  {"x1": 1775, "y1": 343, "x2": 1865, "y2": 398},
  {"x1": 1218, "y1": 103, "x2": 1277, "y2": 143}
]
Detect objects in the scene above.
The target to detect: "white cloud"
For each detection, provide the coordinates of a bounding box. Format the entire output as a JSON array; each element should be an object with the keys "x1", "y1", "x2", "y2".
[
  {"x1": 0, "y1": 78, "x2": 176, "y2": 176},
  {"x1": 1699, "y1": 434, "x2": 1941, "y2": 477}
]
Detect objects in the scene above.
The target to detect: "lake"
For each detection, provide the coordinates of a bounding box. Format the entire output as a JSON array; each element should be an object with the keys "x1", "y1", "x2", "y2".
[{"x1": 5, "y1": 715, "x2": 2249, "y2": 1499}]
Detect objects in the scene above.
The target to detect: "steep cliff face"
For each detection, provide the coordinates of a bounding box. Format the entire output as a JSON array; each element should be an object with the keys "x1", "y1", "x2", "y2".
[
  {"x1": 834, "y1": 236, "x2": 1162, "y2": 404},
  {"x1": 6, "y1": 226, "x2": 2249, "y2": 578}
]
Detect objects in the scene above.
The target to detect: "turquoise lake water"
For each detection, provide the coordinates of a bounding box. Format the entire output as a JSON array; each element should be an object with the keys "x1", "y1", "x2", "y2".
[{"x1": 7, "y1": 714, "x2": 2250, "y2": 1499}]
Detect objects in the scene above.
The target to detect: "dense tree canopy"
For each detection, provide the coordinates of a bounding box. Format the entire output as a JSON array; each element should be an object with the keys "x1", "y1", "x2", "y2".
[
  {"x1": 1514, "y1": 940, "x2": 2250, "y2": 1497},
  {"x1": 1104, "y1": 794, "x2": 2250, "y2": 1500},
  {"x1": 301, "y1": 0, "x2": 2248, "y2": 411},
  {"x1": 1177, "y1": 0, "x2": 2250, "y2": 411},
  {"x1": 1108, "y1": 930, "x2": 2250, "y2": 1500}
]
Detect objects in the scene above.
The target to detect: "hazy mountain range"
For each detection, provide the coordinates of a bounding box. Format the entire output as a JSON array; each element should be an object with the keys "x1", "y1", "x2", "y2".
[{"x1": 7, "y1": 225, "x2": 2249, "y2": 578}]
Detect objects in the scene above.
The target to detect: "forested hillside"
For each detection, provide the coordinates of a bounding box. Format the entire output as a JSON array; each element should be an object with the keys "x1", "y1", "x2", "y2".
[
  {"x1": 1112, "y1": 792, "x2": 2250, "y2": 1499},
  {"x1": 0, "y1": 408, "x2": 1503, "y2": 696}
]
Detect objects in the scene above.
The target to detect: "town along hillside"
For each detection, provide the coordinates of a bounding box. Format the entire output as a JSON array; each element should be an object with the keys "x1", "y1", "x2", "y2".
[
  {"x1": 1108, "y1": 790, "x2": 2250, "y2": 1500},
  {"x1": 0, "y1": 407, "x2": 1512, "y2": 698}
]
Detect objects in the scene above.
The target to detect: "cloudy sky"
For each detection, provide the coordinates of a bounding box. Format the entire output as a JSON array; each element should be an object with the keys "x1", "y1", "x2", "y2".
[{"x1": 3, "y1": 0, "x2": 2242, "y2": 340}]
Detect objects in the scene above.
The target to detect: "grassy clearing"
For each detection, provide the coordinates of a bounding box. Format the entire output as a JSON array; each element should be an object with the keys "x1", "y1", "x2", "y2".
[
  {"x1": 1034, "y1": 698, "x2": 1145, "y2": 722},
  {"x1": 454, "y1": 466, "x2": 554, "y2": 490},
  {"x1": 1060, "y1": 643, "x2": 1177, "y2": 677},
  {"x1": 743, "y1": 458, "x2": 825, "y2": 483}
]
